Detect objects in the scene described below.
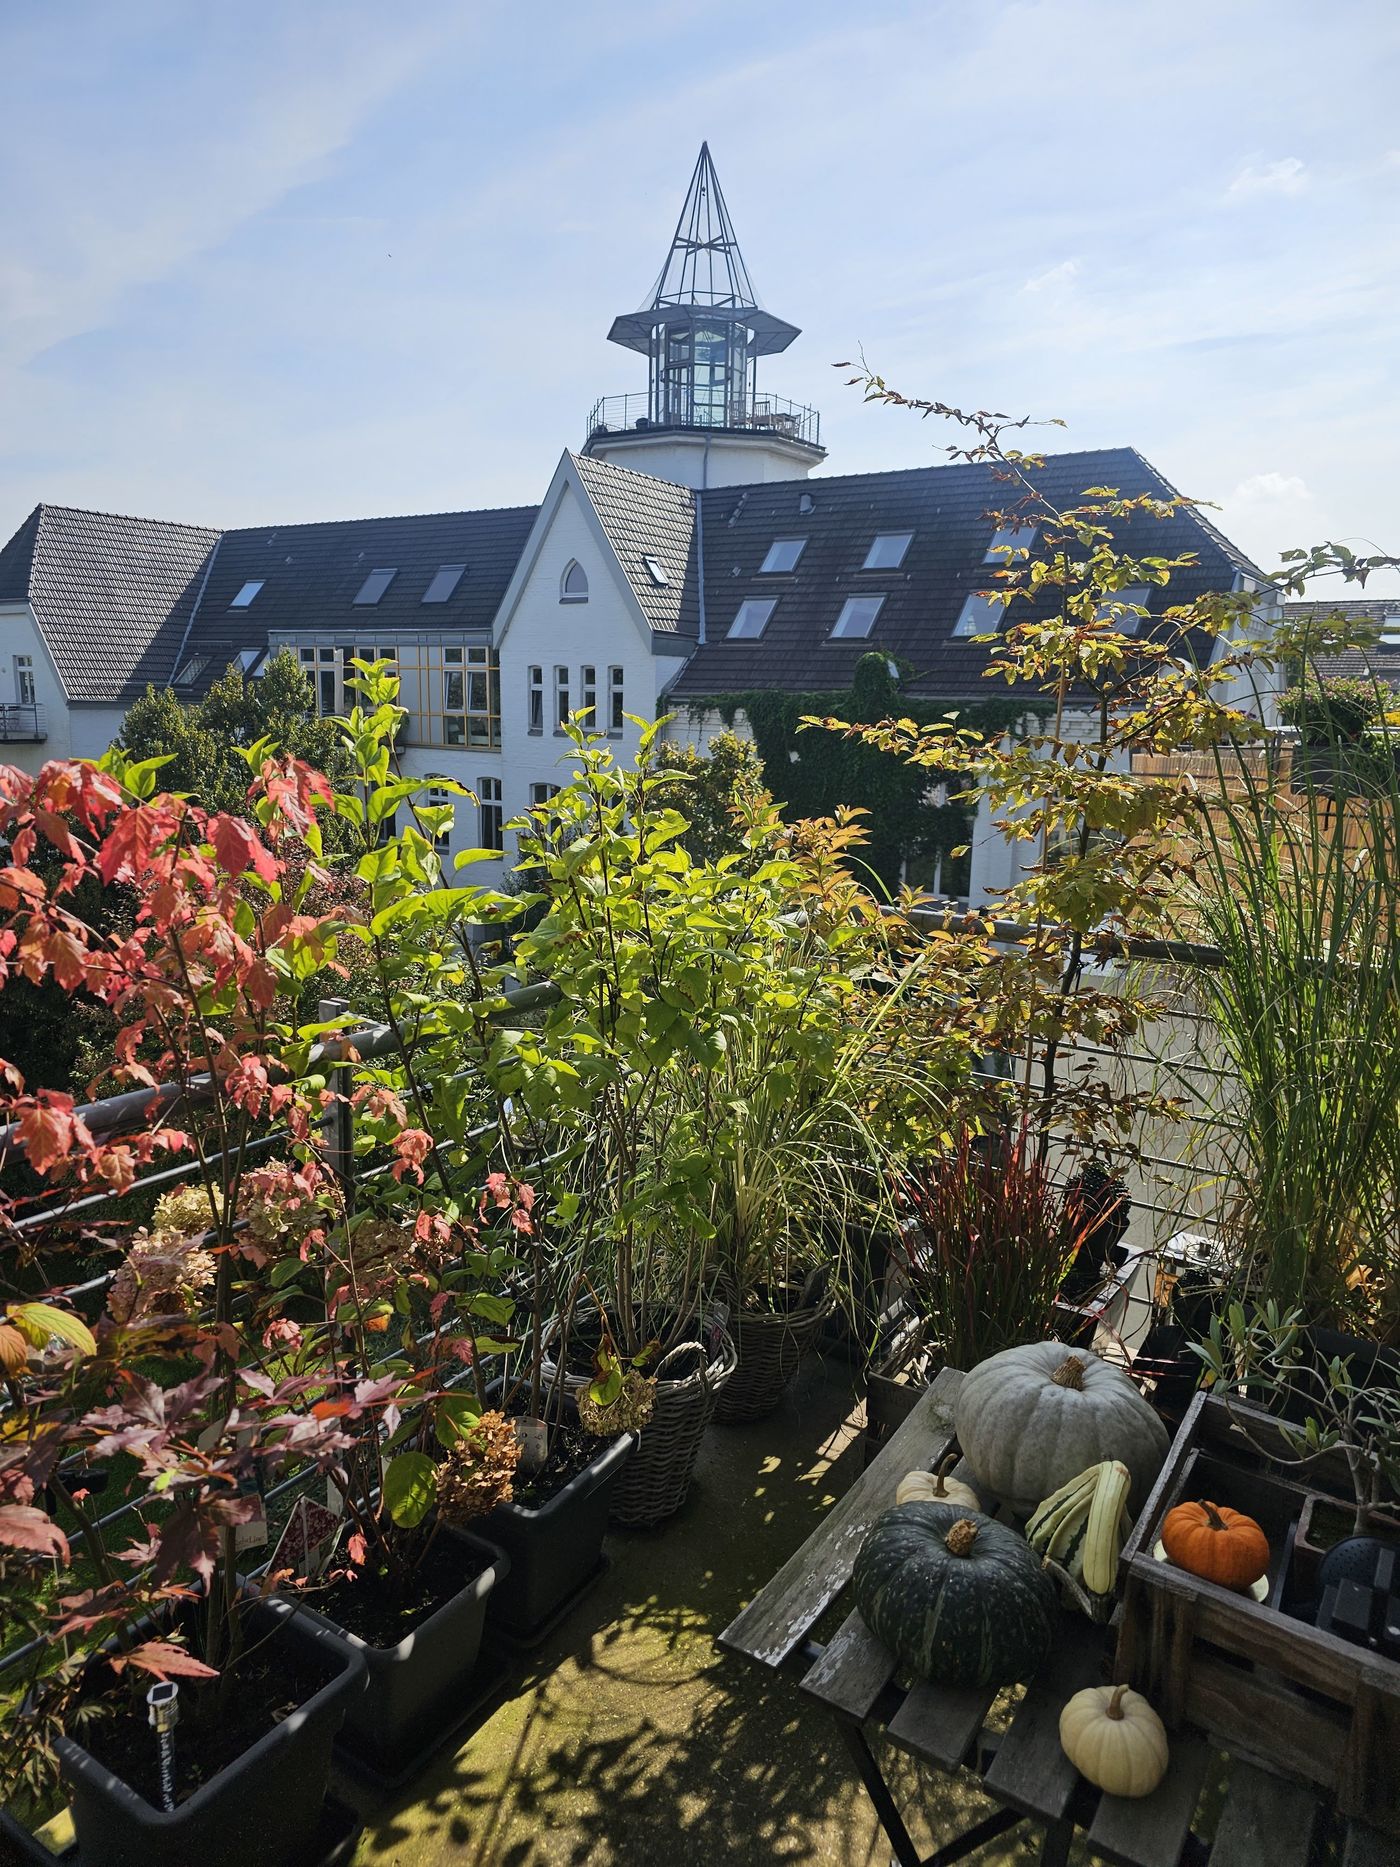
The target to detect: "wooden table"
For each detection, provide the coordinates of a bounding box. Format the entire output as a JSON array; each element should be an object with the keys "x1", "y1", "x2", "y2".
[{"x1": 719, "y1": 1368, "x2": 1397, "y2": 1867}]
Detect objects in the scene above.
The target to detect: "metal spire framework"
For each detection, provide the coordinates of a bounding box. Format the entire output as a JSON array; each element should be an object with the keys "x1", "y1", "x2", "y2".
[{"x1": 605, "y1": 144, "x2": 802, "y2": 433}]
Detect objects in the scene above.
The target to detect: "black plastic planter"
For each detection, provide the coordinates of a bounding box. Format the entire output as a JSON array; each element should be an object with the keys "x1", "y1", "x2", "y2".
[
  {"x1": 294, "y1": 1524, "x2": 505, "y2": 1780},
  {"x1": 484, "y1": 1429, "x2": 633, "y2": 1644},
  {"x1": 53, "y1": 1596, "x2": 364, "y2": 1867}
]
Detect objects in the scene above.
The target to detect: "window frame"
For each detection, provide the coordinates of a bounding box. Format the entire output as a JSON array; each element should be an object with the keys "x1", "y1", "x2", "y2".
[
  {"x1": 608, "y1": 666, "x2": 624, "y2": 736},
  {"x1": 229, "y1": 579, "x2": 264, "y2": 609},
  {"x1": 527, "y1": 665, "x2": 544, "y2": 734},
  {"x1": 353, "y1": 567, "x2": 397, "y2": 606},
  {"x1": 983, "y1": 522, "x2": 1037, "y2": 564},
  {"x1": 478, "y1": 776, "x2": 504, "y2": 855},
  {"x1": 553, "y1": 665, "x2": 570, "y2": 733},
  {"x1": 580, "y1": 663, "x2": 597, "y2": 726},
  {"x1": 726, "y1": 598, "x2": 777, "y2": 641},
  {"x1": 952, "y1": 592, "x2": 1002, "y2": 638},
  {"x1": 831, "y1": 594, "x2": 885, "y2": 640},
  {"x1": 560, "y1": 560, "x2": 589, "y2": 604},
  {"x1": 422, "y1": 564, "x2": 467, "y2": 605},
  {"x1": 14, "y1": 655, "x2": 35, "y2": 707},
  {"x1": 641, "y1": 556, "x2": 670, "y2": 587},
  {"x1": 759, "y1": 538, "x2": 807, "y2": 574}
]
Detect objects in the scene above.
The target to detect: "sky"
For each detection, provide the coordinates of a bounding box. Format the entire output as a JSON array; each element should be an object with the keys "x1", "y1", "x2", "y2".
[{"x1": 3, "y1": 0, "x2": 1398, "y2": 595}]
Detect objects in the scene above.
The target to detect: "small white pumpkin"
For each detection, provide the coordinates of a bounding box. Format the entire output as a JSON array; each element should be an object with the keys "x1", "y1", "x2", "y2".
[
  {"x1": 895, "y1": 1454, "x2": 981, "y2": 1512},
  {"x1": 1059, "y1": 1683, "x2": 1169, "y2": 1798}
]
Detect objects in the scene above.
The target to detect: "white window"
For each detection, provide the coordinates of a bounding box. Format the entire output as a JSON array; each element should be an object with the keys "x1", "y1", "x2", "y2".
[
  {"x1": 641, "y1": 556, "x2": 669, "y2": 587},
  {"x1": 530, "y1": 782, "x2": 561, "y2": 807},
  {"x1": 229, "y1": 579, "x2": 264, "y2": 608},
  {"x1": 726, "y1": 598, "x2": 776, "y2": 640},
  {"x1": 953, "y1": 592, "x2": 1001, "y2": 637},
  {"x1": 478, "y1": 777, "x2": 503, "y2": 854},
  {"x1": 561, "y1": 560, "x2": 589, "y2": 603},
  {"x1": 14, "y1": 656, "x2": 35, "y2": 706},
  {"x1": 832, "y1": 595, "x2": 885, "y2": 640},
  {"x1": 527, "y1": 666, "x2": 543, "y2": 734},
  {"x1": 760, "y1": 538, "x2": 807, "y2": 574},
  {"x1": 425, "y1": 782, "x2": 451, "y2": 850},
  {"x1": 1095, "y1": 585, "x2": 1150, "y2": 634},
  {"x1": 422, "y1": 564, "x2": 466, "y2": 604},
  {"x1": 300, "y1": 645, "x2": 340, "y2": 714},
  {"x1": 983, "y1": 524, "x2": 1036, "y2": 563},
  {"x1": 354, "y1": 567, "x2": 397, "y2": 605},
  {"x1": 608, "y1": 666, "x2": 624, "y2": 735},
  {"x1": 581, "y1": 664, "x2": 597, "y2": 725},
  {"x1": 1381, "y1": 613, "x2": 1400, "y2": 647},
  {"x1": 863, "y1": 532, "x2": 912, "y2": 571},
  {"x1": 554, "y1": 666, "x2": 570, "y2": 731}
]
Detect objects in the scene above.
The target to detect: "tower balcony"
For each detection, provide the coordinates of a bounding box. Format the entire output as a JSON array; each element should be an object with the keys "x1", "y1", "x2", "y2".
[
  {"x1": 584, "y1": 391, "x2": 822, "y2": 455},
  {"x1": 0, "y1": 704, "x2": 46, "y2": 743}
]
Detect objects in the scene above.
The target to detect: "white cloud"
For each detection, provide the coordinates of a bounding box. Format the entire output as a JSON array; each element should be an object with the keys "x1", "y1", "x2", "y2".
[
  {"x1": 1232, "y1": 471, "x2": 1312, "y2": 504},
  {"x1": 1022, "y1": 258, "x2": 1080, "y2": 294},
  {"x1": 1226, "y1": 156, "x2": 1307, "y2": 199}
]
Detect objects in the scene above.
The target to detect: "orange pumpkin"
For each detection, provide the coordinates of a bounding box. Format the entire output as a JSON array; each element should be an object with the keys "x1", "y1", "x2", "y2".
[{"x1": 1162, "y1": 1499, "x2": 1270, "y2": 1589}]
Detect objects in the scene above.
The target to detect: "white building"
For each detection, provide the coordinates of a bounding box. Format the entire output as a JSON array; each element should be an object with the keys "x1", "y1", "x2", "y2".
[{"x1": 0, "y1": 145, "x2": 1277, "y2": 904}]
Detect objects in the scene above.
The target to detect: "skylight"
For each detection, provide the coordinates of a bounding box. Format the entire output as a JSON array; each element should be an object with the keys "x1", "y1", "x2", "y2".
[
  {"x1": 726, "y1": 598, "x2": 777, "y2": 640},
  {"x1": 229, "y1": 580, "x2": 264, "y2": 609},
  {"x1": 832, "y1": 595, "x2": 885, "y2": 639},
  {"x1": 422, "y1": 564, "x2": 466, "y2": 604},
  {"x1": 953, "y1": 593, "x2": 1001, "y2": 637},
  {"x1": 642, "y1": 555, "x2": 670, "y2": 587},
  {"x1": 983, "y1": 523, "x2": 1036, "y2": 563},
  {"x1": 236, "y1": 648, "x2": 265, "y2": 675},
  {"x1": 173, "y1": 655, "x2": 208, "y2": 687},
  {"x1": 1095, "y1": 585, "x2": 1150, "y2": 634},
  {"x1": 760, "y1": 538, "x2": 807, "y2": 574},
  {"x1": 354, "y1": 568, "x2": 397, "y2": 606},
  {"x1": 1381, "y1": 614, "x2": 1400, "y2": 646},
  {"x1": 863, "y1": 532, "x2": 912, "y2": 571}
]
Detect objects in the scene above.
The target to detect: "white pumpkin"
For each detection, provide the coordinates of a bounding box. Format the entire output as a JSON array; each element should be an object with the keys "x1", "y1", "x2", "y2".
[
  {"x1": 1059, "y1": 1683, "x2": 1169, "y2": 1798},
  {"x1": 895, "y1": 1455, "x2": 981, "y2": 1511},
  {"x1": 954, "y1": 1342, "x2": 1168, "y2": 1516}
]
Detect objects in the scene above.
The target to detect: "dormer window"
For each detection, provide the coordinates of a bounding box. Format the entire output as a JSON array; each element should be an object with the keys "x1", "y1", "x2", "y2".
[
  {"x1": 832, "y1": 595, "x2": 885, "y2": 640},
  {"x1": 863, "y1": 532, "x2": 912, "y2": 571},
  {"x1": 561, "y1": 560, "x2": 589, "y2": 603},
  {"x1": 1096, "y1": 585, "x2": 1150, "y2": 634},
  {"x1": 354, "y1": 567, "x2": 397, "y2": 605},
  {"x1": 229, "y1": 580, "x2": 264, "y2": 608},
  {"x1": 726, "y1": 598, "x2": 776, "y2": 640},
  {"x1": 760, "y1": 538, "x2": 806, "y2": 574},
  {"x1": 953, "y1": 592, "x2": 1001, "y2": 637},
  {"x1": 422, "y1": 564, "x2": 466, "y2": 604},
  {"x1": 984, "y1": 523, "x2": 1036, "y2": 563},
  {"x1": 641, "y1": 556, "x2": 669, "y2": 587}
]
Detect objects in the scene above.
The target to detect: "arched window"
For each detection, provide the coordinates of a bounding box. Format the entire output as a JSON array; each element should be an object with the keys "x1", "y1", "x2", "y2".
[{"x1": 561, "y1": 560, "x2": 589, "y2": 603}]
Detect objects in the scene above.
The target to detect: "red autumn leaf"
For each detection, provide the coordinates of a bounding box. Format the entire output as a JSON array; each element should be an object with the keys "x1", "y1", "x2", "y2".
[
  {"x1": 209, "y1": 814, "x2": 277, "y2": 884},
  {"x1": 17, "y1": 1097, "x2": 79, "y2": 1175},
  {"x1": 346, "y1": 1533, "x2": 367, "y2": 1566},
  {"x1": 95, "y1": 807, "x2": 164, "y2": 885},
  {"x1": 0, "y1": 1504, "x2": 70, "y2": 1560},
  {"x1": 120, "y1": 1640, "x2": 220, "y2": 1682},
  {"x1": 45, "y1": 928, "x2": 89, "y2": 990}
]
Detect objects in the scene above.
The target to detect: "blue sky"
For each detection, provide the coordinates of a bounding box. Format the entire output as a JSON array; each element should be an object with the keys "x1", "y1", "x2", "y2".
[{"x1": 3, "y1": 0, "x2": 1398, "y2": 593}]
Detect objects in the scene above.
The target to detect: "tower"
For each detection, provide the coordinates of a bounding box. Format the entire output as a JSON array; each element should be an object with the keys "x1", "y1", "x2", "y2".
[{"x1": 583, "y1": 144, "x2": 824, "y2": 488}]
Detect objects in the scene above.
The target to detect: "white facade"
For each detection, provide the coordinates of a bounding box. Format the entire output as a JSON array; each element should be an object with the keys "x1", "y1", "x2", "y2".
[
  {"x1": 586, "y1": 428, "x2": 817, "y2": 490},
  {"x1": 0, "y1": 601, "x2": 82, "y2": 770}
]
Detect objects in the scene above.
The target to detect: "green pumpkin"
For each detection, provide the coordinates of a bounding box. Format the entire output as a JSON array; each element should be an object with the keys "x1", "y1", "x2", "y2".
[{"x1": 853, "y1": 1501, "x2": 1056, "y2": 1687}]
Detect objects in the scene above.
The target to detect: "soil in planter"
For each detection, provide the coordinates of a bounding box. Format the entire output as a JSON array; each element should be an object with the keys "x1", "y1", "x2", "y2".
[
  {"x1": 311, "y1": 1535, "x2": 491, "y2": 1648},
  {"x1": 78, "y1": 1637, "x2": 334, "y2": 1810},
  {"x1": 508, "y1": 1418, "x2": 601, "y2": 1510}
]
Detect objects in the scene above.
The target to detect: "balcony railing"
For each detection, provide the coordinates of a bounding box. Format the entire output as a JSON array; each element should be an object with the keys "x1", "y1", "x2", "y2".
[
  {"x1": 0, "y1": 703, "x2": 45, "y2": 743},
  {"x1": 585, "y1": 392, "x2": 821, "y2": 453}
]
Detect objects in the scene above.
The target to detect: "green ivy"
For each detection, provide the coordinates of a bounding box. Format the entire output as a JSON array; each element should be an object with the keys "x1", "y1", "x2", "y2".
[{"x1": 685, "y1": 654, "x2": 1044, "y2": 894}]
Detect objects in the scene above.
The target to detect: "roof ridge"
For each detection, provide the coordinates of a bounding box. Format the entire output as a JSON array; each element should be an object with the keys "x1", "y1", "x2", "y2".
[
  {"x1": 37, "y1": 501, "x2": 223, "y2": 538},
  {"x1": 223, "y1": 501, "x2": 540, "y2": 537}
]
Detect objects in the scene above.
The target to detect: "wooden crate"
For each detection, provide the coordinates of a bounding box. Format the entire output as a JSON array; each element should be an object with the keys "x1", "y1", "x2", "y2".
[
  {"x1": 861, "y1": 1314, "x2": 941, "y2": 1462},
  {"x1": 1115, "y1": 1388, "x2": 1400, "y2": 1835}
]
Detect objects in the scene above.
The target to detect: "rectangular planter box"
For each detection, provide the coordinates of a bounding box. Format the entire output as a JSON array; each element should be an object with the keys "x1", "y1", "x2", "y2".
[
  {"x1": 1114, "y1": 1388, "x2": 1400, "y2": 1836},
  {"x1": 862, "y1": 1315, "x2": 941, "y2": 1464}
]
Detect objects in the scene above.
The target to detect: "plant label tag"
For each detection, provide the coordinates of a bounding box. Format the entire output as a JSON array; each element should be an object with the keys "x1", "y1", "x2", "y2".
[
  {"x1": 234, "y1": 1489, "x2": 269, "y2": 1552},
  {"x1": 270, "y1": 1496, "x2": 341, "y2": 1580},
  {"x1": 514, "y1": 1415, "x2": 548, "y2": 1472},
  {"x1": 326, "y1": 1476, "x2": 345, "y2": 1516}
]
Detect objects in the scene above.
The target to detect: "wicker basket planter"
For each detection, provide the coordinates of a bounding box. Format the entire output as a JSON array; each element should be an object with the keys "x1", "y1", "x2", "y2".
[
  {"x1": 541, "y1": 1317, "x2": 737, "y2": 1528},
  {"x1": 714, "y1": 1294, "x2": 828, "y2": 1425}
]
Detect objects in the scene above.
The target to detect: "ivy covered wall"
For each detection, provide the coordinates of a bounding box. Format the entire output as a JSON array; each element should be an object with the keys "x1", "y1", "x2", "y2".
[{"x1": 689, "y1": 654, "x2": 1043, "y2": 896}]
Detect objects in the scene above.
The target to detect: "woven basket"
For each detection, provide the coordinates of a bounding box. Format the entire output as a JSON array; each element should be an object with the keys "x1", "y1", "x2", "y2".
[
  {"x1": 541, "y1": 1323, "x2": 737, "y2": 1528},
  {"x1": 714, "y1": 1299, "x2": 827, "y2": 1425}
]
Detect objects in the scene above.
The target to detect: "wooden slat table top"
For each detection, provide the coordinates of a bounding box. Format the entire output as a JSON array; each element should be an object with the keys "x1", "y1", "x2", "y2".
[
  {"x1": 983, "y1": 1633, "x2": 1106, "y2": 1825},
  {"x1": 885, "y1": 1677, "x2": 998, "y2": 1772},
  {"x1": 1086, "y1": 1731, "x2": 1210, "y2": 1867},
  {"x1": 799, "y1": 1610, "x2": 896, "y2": 1722},
  {"x1": 719, "y1": 1366, "x2": 963, "y2": 1671},
  {"x1": 1210, "y1": 1761, "x2": 1321, "y2": 1867}
]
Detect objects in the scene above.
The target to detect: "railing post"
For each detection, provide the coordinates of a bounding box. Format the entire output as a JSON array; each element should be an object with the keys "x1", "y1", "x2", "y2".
[{"x1": 317, "y1": 997, "x2": 354, "y2": 1217}]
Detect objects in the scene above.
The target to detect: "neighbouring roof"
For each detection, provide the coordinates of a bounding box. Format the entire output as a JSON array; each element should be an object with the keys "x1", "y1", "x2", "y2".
[
  {"x1": 0, "y1": 501, "x2": 538, "y2": 705},
  {"x1": 571, "y1": 452, "x2": 700, "y2": 636},
  {"x1": 0, "y1": 504, "x2": 221, "y2": 703},
  {"x1": 667, "y1": 447, "x2": 1270, "y2": 701},
  {"x1": 1285, "y1": 598, "x2": 1400, "y2": 688}
]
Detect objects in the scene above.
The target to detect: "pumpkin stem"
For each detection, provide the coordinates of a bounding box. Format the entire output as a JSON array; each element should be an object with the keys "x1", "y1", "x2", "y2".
[
  {"x1": 1052, "y1": 1355, "x2": 1086, "y2": 1391},
  {"x1": 1201, "y1": 1500, "x2": 1226, "y2": 1532},
  {"x1": 1107, "y1": 1684, "x2": 1128, "y2": 1720},
  {"x1": 944, "y1": 1517, "x2": 981, "y2": 1558},
  {"x1": 934, "y1": 1453, "x2": 960, "y2": 1496}
]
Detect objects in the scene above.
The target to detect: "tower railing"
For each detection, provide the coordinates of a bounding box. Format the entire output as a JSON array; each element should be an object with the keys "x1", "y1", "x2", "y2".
[{"x1": 585, "y1": 392, "x2": 821, "y2": 452}]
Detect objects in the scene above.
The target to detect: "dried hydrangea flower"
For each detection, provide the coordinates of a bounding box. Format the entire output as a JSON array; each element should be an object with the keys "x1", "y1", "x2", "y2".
[
  {"x1": 108, "y1": 1231, "x2": 216, "y2": 1325},
  {"x1": 577, "y1": 1371, "x2": 656, "y2": 1437},
  {"x1": 433, "y1": 1410, "x2": 522, "y2": 1524}
]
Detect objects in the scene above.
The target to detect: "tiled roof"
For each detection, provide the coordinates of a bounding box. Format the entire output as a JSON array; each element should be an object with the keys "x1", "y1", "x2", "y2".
[
  {"x1": 1285, "y1": 598, "x2": 1400, "y2": 687},
  {"x1": 667, "y1": 448, "x2": 1268, "y2": 700},
  {"x1": 0, "y1": 504, "x2": 220, "y2": 702},
  {"x1": 0, "y1": 501, "x2": 538, "y2": 705},
  {"x1": 571, "y1": 453, "x2": 699, "y2": 636}
]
